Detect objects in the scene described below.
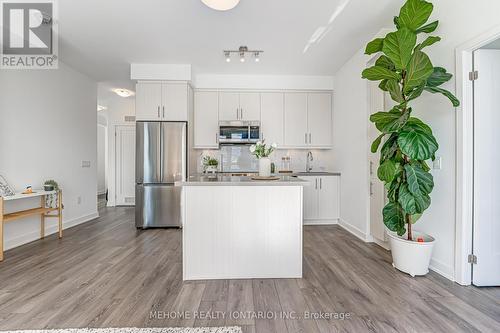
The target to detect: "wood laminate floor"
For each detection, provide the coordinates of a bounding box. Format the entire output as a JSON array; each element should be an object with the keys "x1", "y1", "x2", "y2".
[{"x1": 0, "y1": 207, "x2": 499, "y2": 333}]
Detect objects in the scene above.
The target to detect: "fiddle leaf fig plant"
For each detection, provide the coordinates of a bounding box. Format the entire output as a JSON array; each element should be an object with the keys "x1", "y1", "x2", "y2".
[{"x1": 362, "y1": 0, "x2": 459, "y2": 240}]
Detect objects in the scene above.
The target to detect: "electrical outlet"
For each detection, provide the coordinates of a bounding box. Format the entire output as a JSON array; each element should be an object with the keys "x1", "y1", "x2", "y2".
[
  {"x1": 77, "y1": 196, "x2": 82, "y2": 204},
  {"x1": 433, "y1": 157, "x2": 442, "y2": 170},
  {"x1": 81, "y1": 160, "x2": 91, "y2": 168}
]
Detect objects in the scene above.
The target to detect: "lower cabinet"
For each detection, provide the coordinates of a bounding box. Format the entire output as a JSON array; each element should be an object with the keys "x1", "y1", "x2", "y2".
[{"x1": 301, "y1": 175, "x2": 340, "y2": 224}]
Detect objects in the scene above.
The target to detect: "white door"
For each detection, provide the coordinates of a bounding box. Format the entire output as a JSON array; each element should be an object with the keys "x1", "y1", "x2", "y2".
[
  {"x1": 284, "y1": 93, "x2": 308, "y2": 147},
  {"x1": 302, "y1": 176, "x2": 318, "y2": 220},
  {"x1": 135, "y1": 82, "x2": 162, "y2": 121},
  {"x1": 261, "y1": 92, "x2": 284, "y2": 146},
  {"x1": 239, "y1": 92, "x2": 261, "y2": 121},
  {"x1": 219, "y1": 92, "x2": 240, "y2": 121},
  {"x1": 308, "y1": 93, "x2": 332, "y2": 147},
  {"x1": 472, "y1": 49, "x2": 500, "y2": 286},
  {"x1": 115, "y1": 125, "x2": 136, "y2": 206},
  {"x1": 162, "y1": 82, "x2": 188, "y2": 121},
  {"x1": 368, "y1": 80, "x2": 387, "y2": 243},
  {"x1": 194, "y1": 91, "x2": 219, "y2": 148},
  {"x1": 318, "y1": 176, "x2": 340, "y2": 220}
]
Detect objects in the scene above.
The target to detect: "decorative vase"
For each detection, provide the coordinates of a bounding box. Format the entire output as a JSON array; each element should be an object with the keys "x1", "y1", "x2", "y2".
[
  {"x1": 205, "y1": 165, "x2": 218, "y2": 174},
  {"x1": 259, "y1": 157, "x2": 271, "y2": 177},
  {"x1": 388, "y1": 231, "x2": 435, "y2": 277}
]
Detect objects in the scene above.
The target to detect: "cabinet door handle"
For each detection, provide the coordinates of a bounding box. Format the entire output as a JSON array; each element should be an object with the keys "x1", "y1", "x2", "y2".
[
  {"x1": 241, "y1": 108, "x2": 243, "y2": 119},
  {"x1": 216, "y1": 132, "x2": 219, "y2": 144},
  {"x1": 315, "y1": 178, "x2": 318, "y2": 190},
  {"x1": 370, "y1": 182, "x2": 374, "y2": 196},
  {"x1": 236, "y1": 108, "x2": 239, "y2": 120},
  {"x1": 309, "y1": 133, "x2": 312, "y2": 144},
  {"x1": 370, "y1": 161, "x2": 373, "y2": 176},
  {"x1": 157, "y1": 106, "x2": 160, "y2": 118},
  {"x1": 320, "y1": 178, "x2": 322, "y2": 189},
  {"x1": 305, "y1": 133, "x2": 307, "y2": 144},
  {"x1": 162, "y1": 106, "x2": 165, "y2": 118}
]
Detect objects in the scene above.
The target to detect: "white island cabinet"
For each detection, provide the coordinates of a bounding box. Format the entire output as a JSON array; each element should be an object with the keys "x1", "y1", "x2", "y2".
[{"x1": 176, "y1": 175, "x2": 307, "y2": 280}]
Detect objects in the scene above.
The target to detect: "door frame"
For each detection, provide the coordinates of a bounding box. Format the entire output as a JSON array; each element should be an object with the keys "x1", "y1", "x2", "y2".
[{"x1": 454, "y1": 24, "x2": 500, "y2": 285}]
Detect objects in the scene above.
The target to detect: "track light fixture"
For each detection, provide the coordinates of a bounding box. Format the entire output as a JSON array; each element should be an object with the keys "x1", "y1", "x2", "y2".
[{"x1": 223, "y1": 46, "x2": 263, "y2": 63}]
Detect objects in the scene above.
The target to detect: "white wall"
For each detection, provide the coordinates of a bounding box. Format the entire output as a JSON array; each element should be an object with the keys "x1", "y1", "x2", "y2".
[
  {"x1": 194, "y1": 74, "x2": 334, "y2": 90},
  {"x1": 333, "y1": 0, "x2": 500, "y2": 280},
  {"x1": 0, "y1": 62, "x2": 98, "y2": 250}
]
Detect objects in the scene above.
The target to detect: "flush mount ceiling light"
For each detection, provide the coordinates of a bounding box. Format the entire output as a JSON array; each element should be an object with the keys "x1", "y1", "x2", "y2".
[
  {"x1": 113, "y1": 88, "x2": 135, "y2": 98},
  {"x1": 201, "y1": 0, "x2": 240, "y2": 11},
  {"x1": 224, "y1": 46, "x2": 263, "y2": 63}
]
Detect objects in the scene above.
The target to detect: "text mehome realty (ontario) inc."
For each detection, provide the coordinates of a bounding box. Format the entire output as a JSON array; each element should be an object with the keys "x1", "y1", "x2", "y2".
[{"x1": 149, "y1": 310, "x2": 352, "y2": 321}]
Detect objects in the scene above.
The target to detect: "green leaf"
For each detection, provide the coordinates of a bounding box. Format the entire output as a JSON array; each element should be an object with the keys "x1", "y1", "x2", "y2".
[
  {"x1": 378, "y1": 79, "x2": 389, "y2": 91},
  {"x1": 381, "y1": 134, "x2": 399, "y2": 162},
  {"x1": 383, "y1": 202, "x2": 406, "y2": 236},
  {"x1": 362, "y1": 66, "x2": 400, "y2": 81},
  {"x1": 378, "y1": 159, "x2": 399, "y2": 183},
  {"x1": 424, "y1": 86, "x2": 460, "y2": 107},
  {"x1": 398, "y1": 118, "x2": 438, "y2": 160},
  {"x1": 426, "y1": 67, "x2": 452, "y2": 87},
  {"x1": 404, "y1": 50, "x2": 434, "y2": 92},
  {"x1": 394, "y1": 16, "x2": 401, "y2": 29},
  {"x1": 375, "y1": 55, "x2": 396, "y2": 71},
  {"x1": 411, "y1": 213, "x2": 423, "y2": 223},
  {"x1": 386, "y1": 80, "x2": 404, "y2": 103},
  {"x1": 370, "y1": 109, "x2": 410, "y2": 133},
  {"x1": 416, "y1": 36, "x2": 441, "y2": 50},
  {"x1": 365, "y1": 38, "x2": 384, "y2": 55},
  {"x1": 382, "y1": 27, "x2": 417, "y2": 70},
  {"x1": 371, "y1": 134, "x2": 385, "y2": 153},
  {"x1": 398, "y1": 0, "x2": 434, "y2": 31},
  {"x1": 416, "y1": 20, "x2": 439, "y2": 34},
  {"x1": 406, "y1": 82, "x2": 425, "y2": 101},
  {"x1": 405, "y1": 164, "x2": 434, "y2": 196},
  {"x1": 398, "y1": 184, "x2": 431, "y2": 215}
]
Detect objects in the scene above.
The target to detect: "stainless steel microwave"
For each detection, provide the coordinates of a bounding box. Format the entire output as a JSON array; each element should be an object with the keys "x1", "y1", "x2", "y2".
[{"x1": 219, "y1": 121, "x2": 261, "y2": 144}]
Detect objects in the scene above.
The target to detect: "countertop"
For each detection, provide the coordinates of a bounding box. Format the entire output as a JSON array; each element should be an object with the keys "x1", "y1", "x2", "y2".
[
  {"x1": 175, "y1": 174, "x2": 310, "y2": 186},
  {"x1": 290, "y1": 171, "x2": 341, "y2": 176}
]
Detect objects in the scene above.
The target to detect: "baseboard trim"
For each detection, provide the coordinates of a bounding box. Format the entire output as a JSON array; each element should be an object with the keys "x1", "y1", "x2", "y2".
[
  {"x1": 429, "y1": 258, "x2": 455, "y2": 281},
  {"x1": 4, "y1": 211, "x2": 99, "y2": 251},
  {"x1": 338, "y1": 218, "x2": 368, "y2": 242},
  {"x1": 303, "y1": 218, "x2": 338, "y2": 226},
  {"x1": 372, "y1": 237, "x2": 390, "y2": 250}
]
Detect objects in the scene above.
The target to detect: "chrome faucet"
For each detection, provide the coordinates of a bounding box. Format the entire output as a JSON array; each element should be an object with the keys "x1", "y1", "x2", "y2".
[{"x1": 306, "y1": 151, "x2": 313, "y2": 172}]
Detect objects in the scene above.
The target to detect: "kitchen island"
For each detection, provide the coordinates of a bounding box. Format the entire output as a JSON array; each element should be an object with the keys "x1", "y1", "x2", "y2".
[{"x1": 176, "y1": 175, "x2": 308, "y2": 280}]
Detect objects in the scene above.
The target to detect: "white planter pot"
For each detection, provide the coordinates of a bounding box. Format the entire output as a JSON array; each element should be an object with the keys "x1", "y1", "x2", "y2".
[
  {"x1": 205, "y1": 165, "x2": 218, "y2": 174},
  {"x1": 388, "y1": 231, "x2": 435, "y2": 277},
  {"x1": 259, "y1": 157, "x2": 271, "y2": 177}
]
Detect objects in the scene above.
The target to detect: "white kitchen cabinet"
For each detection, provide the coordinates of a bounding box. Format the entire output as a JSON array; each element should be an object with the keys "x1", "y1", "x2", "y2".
[
  {"x1": 302, "y1": 175, "x2": 340, "y2": 224},
  {"x1": 260, "y1": 93, "x2": 284, "y2": 146},
  {"x1": 284, "y1": 93, "x2": 308, "y2": 147},
  {"x1": 219, "y1": 92, "x2": 261, "y2": 121},
  {"x1": 239, "y1": 92, "x2": 261, "y2": 120},
  {"x1": 136, "y1": 82, "x2": 162, "y2": 121},
  {"x1": 136, "y1": 82, "x2": 188, "y2": 121},
  {"x1": 194, "y1": 91, "x2": 219, "y2": 148},
  {"x1": 162, "y1": 82, "x2": 188, "y2": 121},
  {"x1": 308, "y1": 93, "x2": 332, "y2": 147}
]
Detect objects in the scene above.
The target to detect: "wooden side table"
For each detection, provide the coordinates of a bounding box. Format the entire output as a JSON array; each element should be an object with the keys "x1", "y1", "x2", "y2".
[{"x1": 0, "y1": 190, "x2": 63, "y2": 262}]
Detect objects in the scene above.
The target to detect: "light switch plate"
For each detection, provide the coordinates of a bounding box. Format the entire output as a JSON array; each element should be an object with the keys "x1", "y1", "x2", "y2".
[
  {"x1": 81, "y1": 160, "x2": 91, "y2": 168},
  {"x1": 433, "y1": 157, "x2": 442, "y2": 170}
]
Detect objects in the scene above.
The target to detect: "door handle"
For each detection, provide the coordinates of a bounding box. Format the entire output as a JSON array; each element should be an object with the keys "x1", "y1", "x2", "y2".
[
  {"x1": 370, "y1": 182, "x2": 374, "y2": 196},
  {"x1": 320, "y1": 178, "x2": 322, "y2": 189},
  {"x1": 157, "y1": 106, "x2": 160, "y2": 118},
  {"x1": 370, "y1": 161, "x2": 373, "y2": 175},
  {"x1": 305, "y1": 133, "x2": 307, "y2": 144},
  {"x1": 241, "y1": 108, "x2": 243, "y2": 120},
  {"x1": 162, "y1": 106, "x2": 165, "y2": 118},
  {"x1": 309, "y1": 133, "x2": 312, "y2": 144},
  {"x1": 315, "y1": 178, "x2": 318, "y2": 190}
]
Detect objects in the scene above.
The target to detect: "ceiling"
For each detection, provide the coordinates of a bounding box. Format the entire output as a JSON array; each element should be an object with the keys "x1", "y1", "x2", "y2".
[{"x1": 58, "y1": 0, "x2": 401, "y2": 81}]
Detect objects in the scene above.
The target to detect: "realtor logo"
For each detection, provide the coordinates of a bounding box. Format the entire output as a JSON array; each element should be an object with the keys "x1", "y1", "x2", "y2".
[{"x1": 0, "y1": 0, "x2": 58, "y2": 69}]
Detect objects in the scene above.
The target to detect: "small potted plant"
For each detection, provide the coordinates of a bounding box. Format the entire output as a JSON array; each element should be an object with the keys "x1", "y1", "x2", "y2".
[
  {"x1": 202, "y1": 156, "x2": 219, "y2": 174},
  {"x1": 250, "y1": 141, "x2": 277, "y2": 177},
  {"x1": 361, "y1": 0, "x2": 459, "y2": 276},
  {"x1": 43, "y1": 179, "x2": 60, "y2": 208}
]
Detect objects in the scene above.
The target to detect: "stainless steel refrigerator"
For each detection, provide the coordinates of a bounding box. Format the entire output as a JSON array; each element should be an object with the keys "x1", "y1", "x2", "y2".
[{"x1": 135, "y1": 121, "x2": 187, "y2": 228}]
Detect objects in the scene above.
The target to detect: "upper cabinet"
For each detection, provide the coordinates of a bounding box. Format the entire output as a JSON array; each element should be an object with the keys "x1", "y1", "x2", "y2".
[
  {"x1": 261, "y1": 92, "x2": 284, "y2": 146},
  {"x1": 135, "y1": 82, "x2": 188, "y2": 121},
  {"x1": 283, "y1": 92, "x2": 332, "y2": 148},
  {"x1": 219, "y1": 92, "x2": 260, "y2": 121},
  {"x1": 194, "y1": 91, "x2": 219, "y2": 149}
]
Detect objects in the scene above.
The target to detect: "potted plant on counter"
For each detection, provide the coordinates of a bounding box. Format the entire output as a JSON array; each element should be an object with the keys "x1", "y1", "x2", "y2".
[
  {"x1": 202, "y1": 156, "x2": 219, "y2": 174},
  {"x1": 361, "y1": 0, "x2": 459, "y2": 276},
  {"x1": 250, "y1": 141, "x2": 277, "y2": 177}
]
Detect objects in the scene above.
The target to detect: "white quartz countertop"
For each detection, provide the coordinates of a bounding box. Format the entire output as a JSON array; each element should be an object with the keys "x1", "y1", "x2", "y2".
[{"x1": 175, "y1": 174, "x2": 309, "y2": 186}]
